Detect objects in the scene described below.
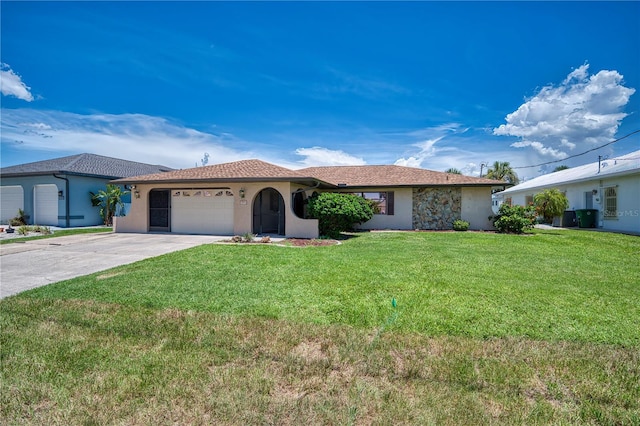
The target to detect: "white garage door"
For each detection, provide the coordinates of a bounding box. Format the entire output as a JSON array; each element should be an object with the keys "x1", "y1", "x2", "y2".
[
  {"x1": 171, "y1": 189, "x2": 234, "y2": 234},
  {"x1": 34, "y1": 184, "x2": 59, "y2": 226},
  {"x1": 1, "y1": 186, "x2": 24, "y2": 224}
]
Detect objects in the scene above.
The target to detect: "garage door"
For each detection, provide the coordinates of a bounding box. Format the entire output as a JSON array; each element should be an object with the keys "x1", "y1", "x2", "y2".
[
  {"x1": 171, "y1": 189, "x2": 234, "y2": 234},
  {"x1": 1, "y1": 186, "x2": 24, "y2": 224},
  {"x1": 34, "y1": 184, "x2": 59, "y2": 226}
]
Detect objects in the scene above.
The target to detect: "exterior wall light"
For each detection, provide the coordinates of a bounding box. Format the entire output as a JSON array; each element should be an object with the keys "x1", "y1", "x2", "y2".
[
  {"x1": 58, "y1": 190, "x2": 64, "y2": 200},
  {"x1": 239, "y1": 188, "x2": 246, "y2": 198},
  {"x1": 134, "y1": 190, "x2": 140, "y2": 199}
]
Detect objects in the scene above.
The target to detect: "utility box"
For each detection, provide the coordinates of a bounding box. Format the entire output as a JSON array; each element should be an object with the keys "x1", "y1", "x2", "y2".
[{"x1": 576, "y1": 209, "x2": 597, "y2": 228}]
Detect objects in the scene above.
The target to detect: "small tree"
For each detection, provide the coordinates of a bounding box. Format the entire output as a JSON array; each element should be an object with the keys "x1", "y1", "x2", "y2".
[
  {"x1": 90, "y1": 184, "x2": 129, "y2": 225},
  {"x1": 307, "y1": 192, "x2": 375, "y2": 238},
  {"x1": 534, "y1": 189, "x2": 569, "y2": 224},
  {"x1": 445, "y1": 168, "x2": 462, "y2": 174}
]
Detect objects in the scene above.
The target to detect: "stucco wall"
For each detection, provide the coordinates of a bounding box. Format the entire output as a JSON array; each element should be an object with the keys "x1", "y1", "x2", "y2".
[
  {"x1": 114, "y1": 181, "x2": 319, "y2": 238},
  {"x1": 599, "y1": 174, "x2": 639, "y2": 233},
  {"x1": 350, "y1": 188, "x2": 413, "y2": 230},
  {"x1": 461, "y1": 187, "x2": 495, "y2": 230}
]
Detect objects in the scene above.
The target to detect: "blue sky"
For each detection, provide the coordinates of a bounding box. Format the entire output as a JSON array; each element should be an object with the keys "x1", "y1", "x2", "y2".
[{"x1": 1, "y1": 1, "x2": 639, "y2": 181}]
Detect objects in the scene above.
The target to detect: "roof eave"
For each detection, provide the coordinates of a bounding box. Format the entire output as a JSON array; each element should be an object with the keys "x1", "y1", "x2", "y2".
[
  {"x1": 111, "y1": 176, "x2": 334, "y2": 186},
  {"x1": 502, "y1": 169, "x2": 639, "y2": 194}
]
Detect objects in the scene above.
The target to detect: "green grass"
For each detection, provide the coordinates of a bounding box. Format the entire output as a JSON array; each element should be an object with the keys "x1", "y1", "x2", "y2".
[
  {"x1": 0, "y1": 226, "x2": 112, "y2": 245},
  {"x1": 1, "y1": 230, "x2": 639, "y2": 424}
]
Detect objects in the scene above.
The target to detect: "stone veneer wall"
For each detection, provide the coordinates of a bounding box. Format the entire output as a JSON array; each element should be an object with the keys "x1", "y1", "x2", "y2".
[{"x1": 412, "y1": 187, "x2": 462, "y2": 230}]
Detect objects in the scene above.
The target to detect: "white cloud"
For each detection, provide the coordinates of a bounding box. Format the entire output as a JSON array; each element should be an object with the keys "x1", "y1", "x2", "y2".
[
  {"x1": 394, "y1": 137, "x2": 442, "y2": 167},
  {"x1": 494, "y1": 63, "x2": 635, "y2": 158},
  {"x1": 0, "y1": 64, "x2": 34, "y2": 102},
  {"x1": 295, "y1": 146, "x2": 366, "y2": 167},
  {"x1": 0, "y1": 109, "x2": 254, "y2": 168}
]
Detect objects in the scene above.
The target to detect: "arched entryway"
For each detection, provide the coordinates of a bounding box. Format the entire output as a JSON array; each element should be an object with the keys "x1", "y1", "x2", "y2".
[{"x1": 253, "y1": 188, "x2": 285, "y2": 235}]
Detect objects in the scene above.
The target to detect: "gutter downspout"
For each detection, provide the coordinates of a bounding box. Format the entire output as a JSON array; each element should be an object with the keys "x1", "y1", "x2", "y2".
[{"x1": 53, "y1": 174, "x2": 70, "y2": 227}]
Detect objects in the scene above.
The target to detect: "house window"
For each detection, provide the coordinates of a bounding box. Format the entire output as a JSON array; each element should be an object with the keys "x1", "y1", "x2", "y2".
[
  {"x1": 352, "y1": 192, "x2": 394, "y2": 215},
  {"x1": 525, "y1": 195, "x2": 534, "y2": 206},
  {"x1": 505, "y1": 197, "x2": 512, "y2": 206},
  {"x1": 603, "y1": 186, "x2": 617, "y2": 219}
]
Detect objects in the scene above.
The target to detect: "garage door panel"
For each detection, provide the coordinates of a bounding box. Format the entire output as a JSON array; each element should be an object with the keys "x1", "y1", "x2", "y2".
[
  {"x1": 171, "y1": 190, "x2": 234, "y2": 235},
  {"x1": 1, "y1": 186, "x2": 24, "y2": 223},
  {"x1": 34, "y1": 184, "x2": 58, "y2": 226}
]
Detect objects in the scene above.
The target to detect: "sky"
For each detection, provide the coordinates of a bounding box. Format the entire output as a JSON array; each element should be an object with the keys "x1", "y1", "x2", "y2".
[{"x1": 1, "y1": 1, "x2": 639, "y2": 181}]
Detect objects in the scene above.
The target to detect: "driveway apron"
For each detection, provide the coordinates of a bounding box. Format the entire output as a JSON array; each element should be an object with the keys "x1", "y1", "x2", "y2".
[{"x1": 0, "y1": 233, "x2": 225, "y2": 299}]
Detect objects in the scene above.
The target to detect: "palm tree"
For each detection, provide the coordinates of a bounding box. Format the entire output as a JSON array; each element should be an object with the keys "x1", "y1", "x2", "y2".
[
  {"x1": 445, "y1": 168, "x2": 462, "y2": 174},
  {"x1": 553, "y1": 165, "x2": 569, "y2": 172},
  {"x1": 90, "y1": 184, "x2": 130, "y2": 225},
  {"x1": 485, "y1": 161, "x2": 519, "y2": 184}
]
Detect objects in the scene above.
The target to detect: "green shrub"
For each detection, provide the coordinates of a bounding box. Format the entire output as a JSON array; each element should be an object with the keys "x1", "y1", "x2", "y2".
[
  {"x1": 452, "y1": 220, "x2": 470, "y2": 231},
  {"x1": 308, "y1": 192, "x2": 375, "y2": 238},
  {"x1": 17, "y1": 225, "x2": 30, "y2": 236},
  {"x1": 491, "y1": 204, "x2": 536, "y2": 234}
]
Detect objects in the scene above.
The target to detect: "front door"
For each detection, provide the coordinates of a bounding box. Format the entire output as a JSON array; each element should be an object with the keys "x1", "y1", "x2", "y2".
[
  {"x1": 253, "y1": 188, "x2": 285, "y2": 235},
  {"x1": 584, "y1": 191, "x2": 593, "y2": 209},
  {"x1": 149, "y1": 189, "x2": 170, "y2": 232}
]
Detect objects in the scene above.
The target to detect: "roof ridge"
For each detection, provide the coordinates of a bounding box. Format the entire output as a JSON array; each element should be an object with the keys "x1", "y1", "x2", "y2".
[{"x1": 64, "y1": 152, "x2": 88, "y2": 170}]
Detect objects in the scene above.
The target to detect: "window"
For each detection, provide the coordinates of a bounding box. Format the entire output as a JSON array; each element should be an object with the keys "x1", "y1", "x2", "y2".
[
  {"x1": 505, "y1": 197, "x2": 512, "y2": 206},
  {"x1": 603, "y1": 186, "x2": 617, "y2": 219},
  {"x1": 352, "y1": 192, "x2": 394, "y2": 215},
  {"x1": 525, "y1": 195, "x2": 534, "y2": 206}
]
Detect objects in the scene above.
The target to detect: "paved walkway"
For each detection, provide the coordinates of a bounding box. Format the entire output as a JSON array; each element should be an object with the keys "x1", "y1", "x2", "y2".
[{"x1": 0, "y1": 233, "x2": 229, "y2": 299}]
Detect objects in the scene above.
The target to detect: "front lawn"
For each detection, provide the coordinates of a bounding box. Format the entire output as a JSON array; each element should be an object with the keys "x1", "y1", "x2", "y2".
[{"x1": 1, "y1": 230, "x2": 639, "y2": 424}]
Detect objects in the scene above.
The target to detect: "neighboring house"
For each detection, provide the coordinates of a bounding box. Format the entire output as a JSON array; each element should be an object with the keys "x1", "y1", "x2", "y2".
[
  {"x1": 113, "y1": 159, "x2": 502, "y2": 238},
  {"x1": 0, "y1": 153, "x2": 172, "y2": 227},
  {"x1": 499, "y1": 150, "x2": 640, "y2": 234}
]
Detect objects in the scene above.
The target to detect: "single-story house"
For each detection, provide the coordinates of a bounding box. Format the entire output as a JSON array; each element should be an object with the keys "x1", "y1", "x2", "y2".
[
  {"x1": 498, "y1": 149, "x2": 640, "y2": 234},
  {"x1": 0, "y1": 153, "x2": 172, "y2": 227},
  {"x1": 113, "y1": 159, "x2": 503, "y2": 238}
]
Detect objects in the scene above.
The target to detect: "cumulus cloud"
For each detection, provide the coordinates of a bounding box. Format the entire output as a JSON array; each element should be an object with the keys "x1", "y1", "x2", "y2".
[
  {"x1": 494, "y1": 63, "x2": 635, "y2": 158},
  {"x1": 295, "y1": 146, "x2": 366, "y2": 167},
  {"x1": 0, "y1": 64, "x2": 34, "y2": 102},
  {"x1": 0, "y1": 109, "x2": 254, "y2": 168}
]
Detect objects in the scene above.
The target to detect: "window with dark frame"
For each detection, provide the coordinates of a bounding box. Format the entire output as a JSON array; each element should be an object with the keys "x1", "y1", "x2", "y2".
[{"x1": 352, "y1": 192, "x2": 394, "y2": 215}]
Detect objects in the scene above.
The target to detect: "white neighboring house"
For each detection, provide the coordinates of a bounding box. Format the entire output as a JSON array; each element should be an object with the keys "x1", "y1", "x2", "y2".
[{"x1": 498, "y1": 150, "x2": 640, "y2": 234}]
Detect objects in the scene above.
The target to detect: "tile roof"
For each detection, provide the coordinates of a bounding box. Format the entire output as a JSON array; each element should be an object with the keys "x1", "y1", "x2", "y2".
[
  {"x1": 116, "y1": 159, "x2": 502, "y2": 187},
  {"x1": 502, "y1": 149, "x2": 640, "y2": 194},
  {"x1": 299, "y1": 165, "x2": 503, "y2": 187},
  {"x1": 114, "y1": 159, "x2": 316, "y2": 184},
  {"x1": 1, "y1": 153, "x2": 173, "y2": 178}
]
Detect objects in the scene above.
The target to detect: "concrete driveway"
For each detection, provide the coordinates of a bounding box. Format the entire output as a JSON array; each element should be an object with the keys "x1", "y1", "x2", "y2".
[{"x1": 0, "y1": 233, "x2": 227, "y2": 299}]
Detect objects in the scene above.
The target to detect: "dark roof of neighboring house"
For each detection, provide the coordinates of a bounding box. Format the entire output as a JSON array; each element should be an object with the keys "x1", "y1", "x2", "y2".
[
  {"x1": 115, "y1": 159, "x2": 502, "y2": 187},
  {"x1": 0, "y1": 153, "x2": 173, "y2": 179},
  {"x1": 299, "y1": 165, "x2": 503, "y2": 187}
]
